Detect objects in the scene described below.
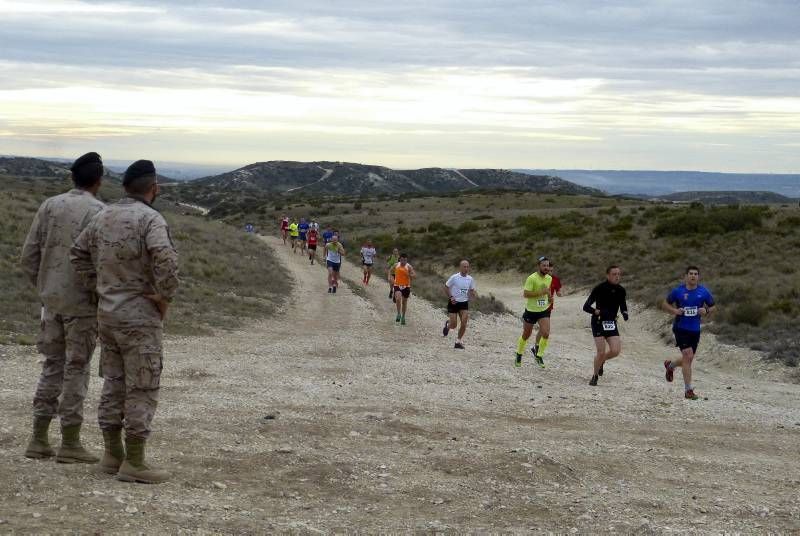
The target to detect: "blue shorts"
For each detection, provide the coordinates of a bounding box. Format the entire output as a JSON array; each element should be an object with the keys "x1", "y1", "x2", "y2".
[
  {"x1": 327, "y1": 260, "x2": 341, "y2": 272},
  {"x1": 299, "y1": 233, "x2": 307, "y2": 241}
]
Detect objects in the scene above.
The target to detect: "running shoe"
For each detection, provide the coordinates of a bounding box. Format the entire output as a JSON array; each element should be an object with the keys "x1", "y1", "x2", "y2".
[
  {"x1": 514, "y1": 354, "x2": 522, "y2": 368},
  {"x1": 442, "y1": 321, "x2": 450, "y2": 337},
  {"x1": 400, "y1": 316, "x2": 406, "y2": 326},
  {"x1": 328, "y1": 287, "x2": 332, "y2": 293},
  {"x1": 589, "y1": 374, "x2": 598, "y2": 386},
  {"x1": 684, "y1": 389, "x2": 699, "y2": 400},
  {"x1": 454, "y1": 342, "x2": 465, "y2": 350},
  {"x1": 534, "y1": 354, "x2": 545, "y2": 369},
  {"x1": 389, "y1": 290, "x2": 393, "y2": 299},
  {"x1": 395, "y1": 314, "x2": 401, "y2": 323},
  {"x1": 664, "y1": 360, "x2": 674, "y2": 382},
  {"x1": 530, "y1": 344, "x2": 539, "y2": 358},
  {"x1": 598, "y1": 364, "x2": 604, "y2": 377},
  {"x1": 332, "y1": 286, "x2": 337, "y2": 294}
]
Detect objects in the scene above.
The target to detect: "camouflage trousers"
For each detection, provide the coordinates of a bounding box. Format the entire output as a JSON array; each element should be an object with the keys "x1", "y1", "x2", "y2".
[
  {"x1": 33, "y1": 308, "x2": 97, "y2": 427},
  {"x1": 97, "y1": 324, "x2": 163, "y2": 439}
]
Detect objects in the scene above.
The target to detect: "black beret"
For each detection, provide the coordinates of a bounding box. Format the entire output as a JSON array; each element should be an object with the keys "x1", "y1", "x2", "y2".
[
  {"x1": 123, "y1": 159, "x2": 157, "y2": 186},
  {"x1": 70, "y1": 152, "x2": 102, "y2": 172}
]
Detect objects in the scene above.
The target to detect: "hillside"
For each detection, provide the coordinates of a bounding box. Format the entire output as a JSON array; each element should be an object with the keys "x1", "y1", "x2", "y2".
[
  {"x1": 186, "y1": 161, "x2": 601, "y2": 196},
  {"x1": 657, "y1": 190, "x2": 795, "y2": 205},
  {"x1": 0, "y1": 172, "x2": 288, "y2": 343},
  {"x1": 519, "y1": 169, "x2": 800, "y2": 197},
  {"x1": 0, "y1": 156, "x2": 176, "y2": 183}
]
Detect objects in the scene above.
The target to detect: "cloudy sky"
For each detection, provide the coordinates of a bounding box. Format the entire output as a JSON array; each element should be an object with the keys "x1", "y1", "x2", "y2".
[{"x1": 1, "y1": 0, "x2": 798, "y2": 172}]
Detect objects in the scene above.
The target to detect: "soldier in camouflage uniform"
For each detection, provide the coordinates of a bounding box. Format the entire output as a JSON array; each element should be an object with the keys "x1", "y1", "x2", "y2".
[
  {"x1": 20, "y1": 152, "x2": 106, "y2": 463},
  {"x1": 71, "y1": 160, "x2": 179, "y2": 484}
]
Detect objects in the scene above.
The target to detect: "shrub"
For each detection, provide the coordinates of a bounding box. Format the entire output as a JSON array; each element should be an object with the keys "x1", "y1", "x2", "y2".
[{"x1": 725, "y1": 300, "x2": 767, "y2": 326}]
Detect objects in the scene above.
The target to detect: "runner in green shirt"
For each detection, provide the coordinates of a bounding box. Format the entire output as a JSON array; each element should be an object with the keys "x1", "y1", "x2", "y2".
[{"x1": 515, "y1": 256, "x2": 553, "y2": 368}]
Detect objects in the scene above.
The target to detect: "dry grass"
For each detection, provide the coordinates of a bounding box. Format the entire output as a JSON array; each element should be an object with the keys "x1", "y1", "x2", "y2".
[
  {"x1": 202, "y1": 191, "x2": 800, "y2": 367},
  {"x1": 0, "y1": 175, "x2": 289, "y2": 342}
]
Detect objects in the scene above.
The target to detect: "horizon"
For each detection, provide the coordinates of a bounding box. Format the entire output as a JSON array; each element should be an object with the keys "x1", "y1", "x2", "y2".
[
  {"x1": 3, "y1": 153, "x2": 800, "y2": 176},
  {"x1": 2, "y1": 2, "x2": 799, "y2": 173}
]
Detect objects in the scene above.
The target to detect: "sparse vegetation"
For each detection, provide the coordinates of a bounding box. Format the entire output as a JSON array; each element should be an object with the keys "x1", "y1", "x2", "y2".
[
  {"x1": 0, "y1": 175, "x2": 288, "y2": 343},
  {"x1": 211, "y1": 190, "x2": 799, "y2": 367}
]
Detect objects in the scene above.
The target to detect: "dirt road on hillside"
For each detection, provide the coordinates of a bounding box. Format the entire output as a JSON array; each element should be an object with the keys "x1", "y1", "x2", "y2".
[{"x1": 1, "y1": 235, "x2": 798, "y2": 533}]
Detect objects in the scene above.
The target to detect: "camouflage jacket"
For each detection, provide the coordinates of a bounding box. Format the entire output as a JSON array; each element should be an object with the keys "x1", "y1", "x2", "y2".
[
  {"x1": 70, "y1": 196, "x2": 179, "y2": 327},
  {"x1": 20, "y1": 189, "x2": 106, "y2": 317}
]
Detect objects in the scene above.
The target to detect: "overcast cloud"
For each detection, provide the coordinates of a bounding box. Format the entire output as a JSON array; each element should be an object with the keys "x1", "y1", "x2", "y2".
[{"x1": 0, "y1": 0, "x2": 798, "y2": 171}]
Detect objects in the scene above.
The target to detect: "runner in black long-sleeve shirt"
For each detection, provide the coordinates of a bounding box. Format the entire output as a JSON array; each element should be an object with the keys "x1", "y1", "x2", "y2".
[{"x1": 583, "y1": 265, "x2": 629, "y2": 386}]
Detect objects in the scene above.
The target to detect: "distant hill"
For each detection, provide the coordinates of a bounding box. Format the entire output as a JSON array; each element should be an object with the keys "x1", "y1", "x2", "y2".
[
  {"x1": 0, "y1": 156, "x2": 175, "y2": 183},
  {"x1": 518, "y1": 169, "x2": 800, "y2": 197},
  {"x1": 189, "y1": 160, "x2": 601, "y2": 197},
  {"x1": 658, "y1": 191, "x2": 795, "y2": 205},
  {"x1": 0, "y1": 156, "x2": 71, "y2": 178}
]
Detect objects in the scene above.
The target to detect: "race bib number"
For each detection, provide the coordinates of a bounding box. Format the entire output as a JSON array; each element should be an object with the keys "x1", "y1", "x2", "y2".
[
  {"x1": 602, "y1": 320, "x2": 616, "y2": 331},
  {"x1": 537, "y1": 299, "x2": 547, "y2": 307},
  {"x1": 459, "y1": 288, "x2": 469, "y2": 296},
  {"x1": 683, "y1": 306, "x2": 698, "y2": 317}
]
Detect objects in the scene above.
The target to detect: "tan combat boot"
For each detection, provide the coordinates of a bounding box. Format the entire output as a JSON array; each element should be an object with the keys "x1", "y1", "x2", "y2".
[
  {"x1": 56, "y1": 424, "x2": 100, "y2": 463},
  {"x1": 98, "y1": 429, "x2": 125, "y2": 474},
  {"x1": 116, "y1": 436, "x2": 170, "y2": 484},
  {"x1": 24, "y1": 416, "x2": 55, "y2": 459}
]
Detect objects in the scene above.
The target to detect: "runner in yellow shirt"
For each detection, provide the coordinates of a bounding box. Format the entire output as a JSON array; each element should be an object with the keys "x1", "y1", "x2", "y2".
[
  {"x1": 515, "y1": 256, "x2": 553, "y2": 368},
  {"x1": 288, "y1": 220, "x2": 300, "y2": 253}
]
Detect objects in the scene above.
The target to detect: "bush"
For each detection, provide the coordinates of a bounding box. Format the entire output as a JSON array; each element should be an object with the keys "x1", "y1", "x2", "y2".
[{"x1": 725, "y1": 300, "x2": 767, "y2": 326}]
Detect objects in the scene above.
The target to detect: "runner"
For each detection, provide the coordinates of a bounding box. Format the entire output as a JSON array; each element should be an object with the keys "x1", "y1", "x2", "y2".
[
  {"x1": 391, "y1": 253, "x2": 416, "y2": 325},
  {"x1": 298, "y1": 218, "x2": 310, "y2": 253},
  {"x1": 535, "y1": 261, "x2": 563, "y2": 350},
  {"x1": 322, "y1": 226, "x2": 334, "y2": 246},
  {"x1": 360, "y1": 240, "x2": 377, "y2": 285},
  {"x1": 583, "y1": 265, "x2": 629, "y2": 386},
  {"x1": 280, "y1": 215, "x2": 289, "y2": 245},
  {"x1": 442, "y1": 260, "x2": 477, "y2": 349},
  {"x1": 288, "y1": 219, "x2": 300, "y2": 253},
  {"x1": 306, "y1": 225, "x2": 319, "y2": 265},
  {"x1": 386, "y1": 248, "x2": 400, "y2": 300},
  {"x1": 662, "y1": 266, "x2": 716, "y2": 400},
  {"x1": 514, "y1": 256, "x2": 552, "y2": 368},
  {"x1": 325, "y1": 234, "x2": 345, "y2": 293}
]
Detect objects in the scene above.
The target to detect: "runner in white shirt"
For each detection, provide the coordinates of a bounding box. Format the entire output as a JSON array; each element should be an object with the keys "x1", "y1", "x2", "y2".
[
  {"x1": 442, "y1": 260, "x2": 477, "y2": 349},
  {"x1": 360, "y1": 241, "x2": 377, "y2": 285}
]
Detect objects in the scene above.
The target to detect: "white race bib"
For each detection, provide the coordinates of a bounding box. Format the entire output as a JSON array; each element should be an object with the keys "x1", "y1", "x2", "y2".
[
  {"x1": 683, "y1": 306, "x2": 698, "y2": 317},
  {"x1": 459, "y1": 288, "x2": 469, "y2": 296},
  {"x1": 537, "y1": 299, "x2": 547, "y2": 307},
  {"x1": 602, "y1": 320, "x2": 616, "y2": 331}
]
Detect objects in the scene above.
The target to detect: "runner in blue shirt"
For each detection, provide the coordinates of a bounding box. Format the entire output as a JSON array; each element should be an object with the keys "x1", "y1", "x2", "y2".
[
  {"x1": 322, "y1": 227, "x2": 334, "y2": 245},
  {"x1": 661, "y1": 266, "x2": 716, "y2": 400},
  {"x1": 298, "y1": 218, "x2": 310, "y2": 252}
]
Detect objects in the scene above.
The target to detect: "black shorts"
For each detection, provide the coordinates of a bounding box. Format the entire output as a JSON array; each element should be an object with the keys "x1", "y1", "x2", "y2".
[
  {"x1": 447, "y1": 301, "x2": 469, "y2": 314},
  {"x1": 673, "y1": 327, "x2": 700, "y2": 353},
  {"x1": 591, "y1": 317, "x2": 619, "y2": 338},
  {"x1": 362, "y1": 262, "x2": 373, "y2": 267},
  {"x1": 522, "y1": 309, "x2": 551, "y2": 324},
  {"x1": 393, "y1": 286, "x2": 411, "y2": 298}
]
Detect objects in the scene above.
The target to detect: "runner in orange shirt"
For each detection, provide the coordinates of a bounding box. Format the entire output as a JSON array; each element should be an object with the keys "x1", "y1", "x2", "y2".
[{"x1": 391, "y1": 253, "x2": 416, "y2": 325}]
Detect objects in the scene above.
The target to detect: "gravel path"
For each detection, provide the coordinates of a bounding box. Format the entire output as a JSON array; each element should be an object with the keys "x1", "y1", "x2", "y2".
[{"x1": 0, "y1": 235, "x2": 798, "y2": 533}]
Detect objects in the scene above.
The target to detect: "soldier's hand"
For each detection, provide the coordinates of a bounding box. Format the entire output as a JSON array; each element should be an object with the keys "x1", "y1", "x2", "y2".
[{"x1": 144, "y1": 294, "x2": 170, "y2": 320}]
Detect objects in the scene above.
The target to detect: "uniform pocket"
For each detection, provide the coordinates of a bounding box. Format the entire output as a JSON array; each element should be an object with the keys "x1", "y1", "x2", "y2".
[{"x1": 136, "y1": 350, "x2": 163, "y2": 390}]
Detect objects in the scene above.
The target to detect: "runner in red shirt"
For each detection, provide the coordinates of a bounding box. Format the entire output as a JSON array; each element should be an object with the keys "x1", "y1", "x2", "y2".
[
  {"x1": 280, "y1": 216, "x2": 289, "y2": 245},
  {"x1": 306, "y1": 227, "x2": 319, "y2": 265}
]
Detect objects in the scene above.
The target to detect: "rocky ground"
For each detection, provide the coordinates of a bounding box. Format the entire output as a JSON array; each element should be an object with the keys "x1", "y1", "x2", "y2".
[{"x1": 0, "y1": 235, "x2": 798, "y2": 534}]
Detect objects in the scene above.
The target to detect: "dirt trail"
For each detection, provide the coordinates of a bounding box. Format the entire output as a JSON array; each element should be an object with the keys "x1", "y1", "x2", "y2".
[{"x1": 0, "y1": 236, "x2": 798, "y2": 533}]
